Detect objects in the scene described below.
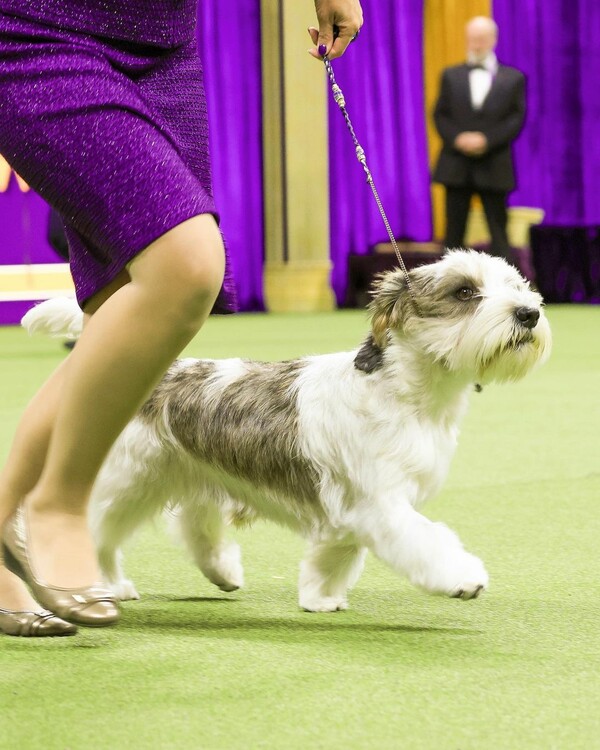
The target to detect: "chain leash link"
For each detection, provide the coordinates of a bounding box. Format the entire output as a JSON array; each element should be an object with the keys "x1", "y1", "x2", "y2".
[{"x1": 323, "y1": 55, "x2": 420, "y2": 311}]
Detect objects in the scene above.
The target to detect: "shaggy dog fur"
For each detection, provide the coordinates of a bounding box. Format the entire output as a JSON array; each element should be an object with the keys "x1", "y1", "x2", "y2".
[{"x1": 23, "y1": 250, "x2": 551, "y2": 612}]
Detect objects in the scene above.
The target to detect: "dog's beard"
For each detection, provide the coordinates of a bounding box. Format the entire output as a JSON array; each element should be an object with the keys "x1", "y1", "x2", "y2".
[{"x1": 410, "y1": 297, "x2": 552, "y2": 384}]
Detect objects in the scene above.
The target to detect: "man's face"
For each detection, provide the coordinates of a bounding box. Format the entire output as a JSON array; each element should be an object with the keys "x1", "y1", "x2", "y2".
[{"x1": 466, "y1": 26, "x2": 496, "y2": 63}]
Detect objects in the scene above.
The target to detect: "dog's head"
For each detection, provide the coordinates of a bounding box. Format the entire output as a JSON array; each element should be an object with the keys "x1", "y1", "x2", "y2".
[{"x1": 366, "y1": 249, "x2": 552, "y2": 383}]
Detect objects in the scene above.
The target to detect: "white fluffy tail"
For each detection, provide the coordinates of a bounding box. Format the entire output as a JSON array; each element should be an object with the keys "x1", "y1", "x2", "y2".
[{"x1": 21, "y1": 297, "x2": 83, "y2": 340}]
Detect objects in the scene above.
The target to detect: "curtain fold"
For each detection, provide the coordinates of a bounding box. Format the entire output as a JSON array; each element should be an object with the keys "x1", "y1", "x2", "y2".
[
  {"x1": 327, "y1": 0, "x2": 432, "y2": 304},
  {"x1": 493, "y1": 0, "x2": 600, "y2": 225},
  {"x1": 197, "y1": 0, "x2": 264, "y2": 310}
]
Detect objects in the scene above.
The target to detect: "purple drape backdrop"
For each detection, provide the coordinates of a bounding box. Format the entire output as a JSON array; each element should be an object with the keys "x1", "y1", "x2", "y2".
[
  {"x1": 327, "y1": 0, "x2": 432, "y2": 303},
  {"x1": 0, "y1": 183, "x2": 65, "y2": 325},
  {"x1": 4, "y1": 3, "x2": 598, "y2": 315},
  {"x1": 493, "y1": 0, "x2": 600, "y2": 224},
  {"x1": 0, "y1": 184, "x2": 56, "y2": 265},
  {"x1": 198, "y1": 0, "x2": 264, "y2": 311}
]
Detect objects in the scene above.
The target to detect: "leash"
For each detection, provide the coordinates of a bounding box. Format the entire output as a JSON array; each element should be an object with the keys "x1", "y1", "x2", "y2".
[{"x1": 323, "y1": 54, "x2": 420, "y2": 311}]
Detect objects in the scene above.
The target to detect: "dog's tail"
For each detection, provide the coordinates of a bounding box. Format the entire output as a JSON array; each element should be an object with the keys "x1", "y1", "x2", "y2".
[{"x1": 21, "y1": 297, "x2": 83, "y2": 340}]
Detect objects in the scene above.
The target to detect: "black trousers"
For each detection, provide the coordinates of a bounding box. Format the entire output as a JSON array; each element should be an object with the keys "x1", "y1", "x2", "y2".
[{"x1": 444, "y1": 186, "x2": 511, "y2": 261}]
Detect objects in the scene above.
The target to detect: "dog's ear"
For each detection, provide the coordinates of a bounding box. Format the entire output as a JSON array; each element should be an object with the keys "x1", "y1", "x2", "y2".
[
  {"x1": 354, "y1": 334, "x2": 384, "y2": 373},
  {"x1": 368, "y1": 270, "x2": 410, "y2": 348}
]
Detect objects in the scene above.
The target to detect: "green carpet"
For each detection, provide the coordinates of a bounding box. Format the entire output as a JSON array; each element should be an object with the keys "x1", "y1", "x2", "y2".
[{"x1": 0, "y1": 305, "x2": 599, "y2": 749}]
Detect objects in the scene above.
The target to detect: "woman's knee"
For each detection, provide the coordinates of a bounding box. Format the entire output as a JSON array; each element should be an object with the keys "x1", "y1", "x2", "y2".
[{"x1": 129, "y1": 214, "x2": 225, "y2": 325}]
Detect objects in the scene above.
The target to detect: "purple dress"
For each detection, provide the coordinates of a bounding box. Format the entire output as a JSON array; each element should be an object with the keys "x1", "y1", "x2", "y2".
[{"x1": 0, "y1": 1, "x2": 236, "y2": 311}]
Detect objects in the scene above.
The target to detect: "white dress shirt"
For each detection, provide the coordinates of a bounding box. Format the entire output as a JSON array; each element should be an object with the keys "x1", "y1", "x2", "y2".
[{"x1": 468, "y1": 52, "x2": 498, "y2": 110}]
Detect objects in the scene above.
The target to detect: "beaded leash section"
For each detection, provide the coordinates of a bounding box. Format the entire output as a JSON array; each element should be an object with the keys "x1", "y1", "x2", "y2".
[{"x1": 323, "y1": 54, "x2": 420, "y2": 310}]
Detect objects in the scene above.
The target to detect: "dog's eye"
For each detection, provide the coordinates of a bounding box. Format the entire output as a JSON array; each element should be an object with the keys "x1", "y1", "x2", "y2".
[{"x1": 455, "y1": 287, "x2": 475, "y2": 301}]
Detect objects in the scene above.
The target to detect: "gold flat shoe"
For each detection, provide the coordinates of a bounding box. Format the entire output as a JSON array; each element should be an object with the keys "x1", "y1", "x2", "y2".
[
  {"x1": 2, "y1": 507, "x2": 120, "y2": 628},
  {"x1": 0, "y1": 607, "x2": 77, "y2": 637}
]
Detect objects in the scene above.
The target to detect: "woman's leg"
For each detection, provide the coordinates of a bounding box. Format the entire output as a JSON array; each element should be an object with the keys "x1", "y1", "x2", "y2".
[
  {"x1": 2, "y1": 213, "x2": 224, "y2": 595},
  {"x1": 0, "y1": 359, "x2": 70, "y2": 611},
  {"x1": 0, "y1": 296, "x2": 119, "y2": 610}
]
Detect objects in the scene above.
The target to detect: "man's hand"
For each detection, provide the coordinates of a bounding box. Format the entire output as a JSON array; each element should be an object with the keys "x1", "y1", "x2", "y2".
[
  {"x1": 454, "y1": 131, "x2": 488, "y2": 156},
  {"x1": 308, "y1": 0, "x2": 363, "y2": 60}
]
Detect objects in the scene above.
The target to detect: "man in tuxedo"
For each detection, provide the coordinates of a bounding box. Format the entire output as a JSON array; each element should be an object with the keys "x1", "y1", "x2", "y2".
[{"x1": 433, "y1": 16, "x2": 526, "y2": 262}]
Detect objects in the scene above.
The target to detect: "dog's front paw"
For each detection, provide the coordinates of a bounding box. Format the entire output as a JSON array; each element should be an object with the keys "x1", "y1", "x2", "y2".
[
  {"x1": 299, "y1": 595, "x2": 348, "y2": 613},
  {"x1": 443, "y1": 553, "x2": 489, "y2": 600},
  {"x1": 109, "y1": 578, "x2": 141, "y2": 601},
  {"x1": 409, "y1": 523, "x2": 488, "y2": 600}
]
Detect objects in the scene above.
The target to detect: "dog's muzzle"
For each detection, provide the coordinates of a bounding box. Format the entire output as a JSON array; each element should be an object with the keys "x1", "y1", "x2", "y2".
[{"x1": 515, "y1": 307, "x2": 540, "y2": 329}]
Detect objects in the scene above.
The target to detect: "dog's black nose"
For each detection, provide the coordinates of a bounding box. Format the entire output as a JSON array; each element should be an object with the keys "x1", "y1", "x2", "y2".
[{"x1": 515, "y1": 306, "x2": 540, "y2": 329}]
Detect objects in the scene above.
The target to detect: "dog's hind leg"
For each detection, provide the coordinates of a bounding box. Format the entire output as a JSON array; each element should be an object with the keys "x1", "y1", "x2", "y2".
[
  {"x1": 172, "y1": 493, "x2": 244, "y2": 593},
  {"x1": 299, "y1": 536, "x2": 367, "y2": 612},
  {"x1": 91, "y1": 476, "x2": 170, "y2": 601}
]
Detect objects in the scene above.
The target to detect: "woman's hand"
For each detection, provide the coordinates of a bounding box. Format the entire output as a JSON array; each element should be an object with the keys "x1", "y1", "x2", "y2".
[{"x1": 308, "y1": 0, "x2": 363, "y2": 60}]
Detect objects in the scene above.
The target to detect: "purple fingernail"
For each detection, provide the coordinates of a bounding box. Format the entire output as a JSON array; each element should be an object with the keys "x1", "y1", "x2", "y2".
[{"x1": 318, "y1": 44, "x2": 327, "y2": 57}]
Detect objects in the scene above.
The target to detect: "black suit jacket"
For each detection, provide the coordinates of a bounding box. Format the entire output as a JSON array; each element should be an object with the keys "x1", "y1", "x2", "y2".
[{"x1": 432, "y1": 63, "x2": 526, "y2": 192}]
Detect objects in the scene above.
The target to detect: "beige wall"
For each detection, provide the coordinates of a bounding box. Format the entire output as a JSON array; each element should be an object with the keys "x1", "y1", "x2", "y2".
[{"x1": 261, "y1": 0, "x2": 334, "y2": 312}]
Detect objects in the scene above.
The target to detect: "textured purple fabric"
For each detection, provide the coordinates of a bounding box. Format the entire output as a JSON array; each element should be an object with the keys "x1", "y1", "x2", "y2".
[
  {"x1": 0, "y1": 11, "x2": 236, "y2": 310},
  {"x1": 493, "y1": 0, "x2": 600, "y2": 224},
  {"x1": 197, "y1": 0, "x2": 264, "y2": 311},
  {"x1": 0, "y1": 0, "x2": 197, "y2": 48},
  {"x1": 327, "y1": 0, "x2": 432, "y2": 303}
]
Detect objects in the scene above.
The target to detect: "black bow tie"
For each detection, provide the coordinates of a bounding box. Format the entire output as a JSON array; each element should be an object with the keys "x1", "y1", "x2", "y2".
[{"x1": 469, "y1": 63, "x2": 487, "y2": 71}]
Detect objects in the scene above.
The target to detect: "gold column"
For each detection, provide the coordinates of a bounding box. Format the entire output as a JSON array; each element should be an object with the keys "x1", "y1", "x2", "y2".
[
  {"x1": 260, "y1": 0, "x2": 335, "y2": 312},
  {"x1": 424, "y1": 0, "x2": 491, "y2": 240}
]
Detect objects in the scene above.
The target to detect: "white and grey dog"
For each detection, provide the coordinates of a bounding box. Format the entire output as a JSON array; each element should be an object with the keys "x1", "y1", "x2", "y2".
[{"x1": 23, "y1": 250, "x2": 551, "y2": 612}]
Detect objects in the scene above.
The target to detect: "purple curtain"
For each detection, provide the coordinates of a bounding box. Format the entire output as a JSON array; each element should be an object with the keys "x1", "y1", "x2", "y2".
[
  {"x1": 493, "y1": 0, "x2": 600, "y2": 224},
  {"x1": 0, "y1": 184, "x2": 56, "y2": 265},
  {"x1": 197, "y1": 0, "x2": 264, "y2": 310},
  {"x1": 327, "y1": 0, "x2": 432, "y2": 303}
]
